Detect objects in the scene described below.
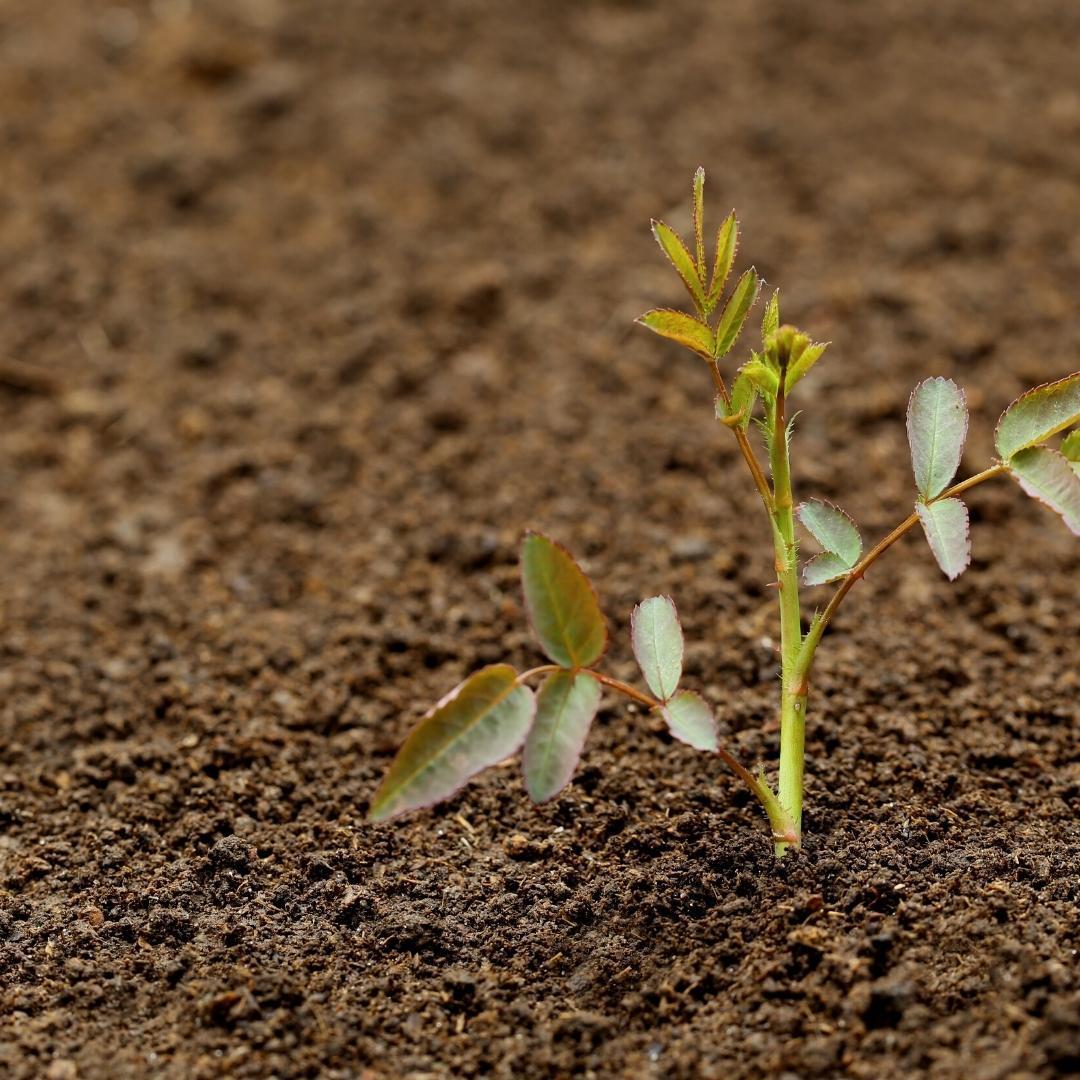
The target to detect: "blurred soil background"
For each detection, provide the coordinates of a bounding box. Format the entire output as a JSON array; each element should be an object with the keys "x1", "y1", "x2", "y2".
[{"x1": 0, "y1": 1, "x2": 1077, "y2": 1077}]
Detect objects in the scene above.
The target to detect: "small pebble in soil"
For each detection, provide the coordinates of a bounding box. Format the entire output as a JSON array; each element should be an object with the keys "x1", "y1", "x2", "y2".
[{"x1": 503, "y1": 833, "x2": 549, "y2": 861}]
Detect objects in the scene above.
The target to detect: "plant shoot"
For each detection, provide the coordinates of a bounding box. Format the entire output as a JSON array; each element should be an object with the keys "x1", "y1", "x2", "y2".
[{"x1": 371, "y1": 170, "x2": 1080, "y2": 855}]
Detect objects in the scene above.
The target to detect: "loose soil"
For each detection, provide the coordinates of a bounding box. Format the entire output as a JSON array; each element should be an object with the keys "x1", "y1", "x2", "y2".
[{"x1": 1, "y1": 1, "x2": 1078, "y2": 1077}]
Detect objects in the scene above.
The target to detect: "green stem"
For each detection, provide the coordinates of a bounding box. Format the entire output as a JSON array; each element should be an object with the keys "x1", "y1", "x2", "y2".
[
  {"x1": 709, "y1": 364, "x2": 801, "y2": 849},
  {"x1": 775, "y1": 688, "x2": 806, "y2": 856},
  {"x1": 768, "y1": 371, "x2": 805, "y2": 855}
]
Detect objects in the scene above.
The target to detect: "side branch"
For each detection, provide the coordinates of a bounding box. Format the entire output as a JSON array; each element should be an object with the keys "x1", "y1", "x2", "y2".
[
  {"x1": 795, "y1": 462, "x2": 1009, "y2": 676},
  {"x1": 709, "y1": 360, "x2": 773, "y2": 512},
  {"x1": 588, "y1": 670, "x2": 792, "y2": 836}
]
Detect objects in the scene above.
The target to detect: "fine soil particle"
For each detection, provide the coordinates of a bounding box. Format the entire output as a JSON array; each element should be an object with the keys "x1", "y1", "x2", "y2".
[{"x1": 1, "y1": 2, "x2": 1078, "y2": 1078}]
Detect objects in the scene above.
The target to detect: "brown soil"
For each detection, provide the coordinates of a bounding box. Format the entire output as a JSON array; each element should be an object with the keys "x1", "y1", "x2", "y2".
[{"x1": 1, "y1": 1, "x2": 1078, "y2": 1077}]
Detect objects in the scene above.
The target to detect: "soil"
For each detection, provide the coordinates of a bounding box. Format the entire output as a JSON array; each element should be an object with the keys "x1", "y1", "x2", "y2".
[{"x1": 1, "y1": 1, "x2": 1078, "y2": 1077}]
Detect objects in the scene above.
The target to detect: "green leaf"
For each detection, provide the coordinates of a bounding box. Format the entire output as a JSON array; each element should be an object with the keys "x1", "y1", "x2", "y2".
[
  {"x1": 762, "y1": 290, "x2": 780, "y2": 340},
  {"x1": 1060, "y1": 428, "x2": 1080, "y2": 475},
  {"x1": 651, "y1": 219, "x2": 707, "y2": 312},
  {"x1": 764, "y1": 325, "x2": 828, "y2": 392},
  {"x1": 637, "y1": 309, "x2": 716, "y2": 360},
  {"x1": 907, "y1": 377, "x2": 969, "y2": 499},
  {"x1": 740, "y1": 356, "x2": 779, "y2": 398},
  {"x1": 716, "y1": 369, "x2": 757, "y2": 429},
  {"x1": 802, "y1": 552, "x2": 854, "y2": 587},
  {"x1": 916, "y1": 498, "x2": 970, "y2": 580},
  {"x1": 659, "y1": 690, "x2": 717, "y2": 752},
  {"x1": 706, "y1": 212, "x2": 738, "y2": 313},
  {"x1": 995, "y1": 372, "x2": 1080, "y2": 460},
  {"x1": 521, "y1": 533, "x2": 608, "y2": 668},
  {"x1": 713, "y1": 268, "x2": 760, "y2": 358},
  {"x1": 1008, "y1": 446, "x2": 1080, "y2": 536},
  {"x1": 631, "y1": 595, "x2": 683, "y2": 702},
  {"x1": 691, "y1": 167, "x2": 706, "y2": 278},
  {"x1": 522, "y1": 670, "x2": 602, "y2": 803},
  {"x1": 796, "y1": 499, "x2": 862, "y2": 566},
  {"x1": 369, "y1": 665, "x2": 534, "y2": 822},
  {"x1": 786, "y1": 342, "x2": 828, "y2": 391}
]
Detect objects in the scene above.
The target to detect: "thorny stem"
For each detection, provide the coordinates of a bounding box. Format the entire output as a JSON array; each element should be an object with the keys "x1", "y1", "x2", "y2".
[{"x1": 794, "y1": 462, "x2": 1010, "y2": 684}]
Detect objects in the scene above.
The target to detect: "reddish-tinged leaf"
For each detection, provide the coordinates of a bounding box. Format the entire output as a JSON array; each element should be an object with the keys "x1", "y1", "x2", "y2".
[
  {"x1": 522, "y1": 671, "x2": 601, "y2": 803},
  {"x1": 660, "y1": 690, "x2": 718, "y2": 752},
  {"x1": 907, "y1": 378, "x2": 968, "y2": 499},
  {"x1": 369, "y1": 665, "x2": 534, "y2": 822},
  {"x1": 713, "y1": 268, "x2": 760, "y2": 358},
  {"x1": 1009, "y1": 446, "x2": 1080, "y2": 536},
  {"x1": 637, "y1": 309, "x2": 716, "y2": 359},
  {"x1": 521, "y1": 533, "x2": 608, "y2": 669},
  {"x1": 916, "y1": 498, "x2": 971, "y2": 580},
  {"x1": 995, "y1": 372, "x2": 1080, "y2": 460},
  {"x1": 706, "y1": 212, "x2": 738, "y2": 313},
  {"x1": 652, "y1": 220, "x2": 707, "y2": 312},
  {"x1": 631, "y1": 595, "x2": 683, "y2": 702}
]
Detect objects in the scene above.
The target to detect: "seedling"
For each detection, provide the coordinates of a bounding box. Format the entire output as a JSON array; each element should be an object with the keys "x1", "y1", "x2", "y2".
[{"x1": 370, "y1": 170, "x2": 1080, "y2": 855}]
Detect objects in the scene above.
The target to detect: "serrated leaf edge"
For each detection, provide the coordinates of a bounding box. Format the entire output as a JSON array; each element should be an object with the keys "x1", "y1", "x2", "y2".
[
  {"x1": 994, "y1": 372, "x2": 1080, "y2": 460},
  {"x1": 795, "y1": 498, "x2": 862, "y2": 566}
]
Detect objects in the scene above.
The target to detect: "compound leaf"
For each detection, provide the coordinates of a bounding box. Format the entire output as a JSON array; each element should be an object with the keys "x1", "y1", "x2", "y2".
[
  {"x1": 796, "y1": 499, "x2": 862, "y2": 566},
  {"x1": 713, "y1": 268, "x2": 760, "y2": 358},
  {"x1": 907, "y1": 377, "x2": 969, "y2": 500},
  {"x1": 522, "y1": 670, "x2": 602, "y2": 803},
  {"x1": 995, "y1": 372, "x2": 1080, "y2": 460},
  {"x1": 631, "y1": 595, "x2": 683, "y2": 702},
  {"x1": 706, "y1": 212, "x2": 738, "y2": 313},
  {"x1": 660, "y1": 690, "x2": 718, "y2": 752},
  {"x1": 637, "y1": 309, "x2": 715, "y2": 360},
  {"x1": 916, "y1": 498, "x2": 971, "y2": 580},
  {"x1": 652, "y1": 220, "x2": 707, "y2": 312},
  {"x1": 1008, "y1": 446, "x2": 1080, "y2": 536},
  {"x1": 521, "y1": 533, "x2": 608, "y2": 669},
  {"x1": 369, "y1": 665, "x2": 534, "y2": 822}
]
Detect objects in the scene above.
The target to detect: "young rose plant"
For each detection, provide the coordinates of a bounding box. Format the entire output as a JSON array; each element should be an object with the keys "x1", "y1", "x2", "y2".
[{"x1": 370, "y1": 169, "x2": 1080, "y2": 855}]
